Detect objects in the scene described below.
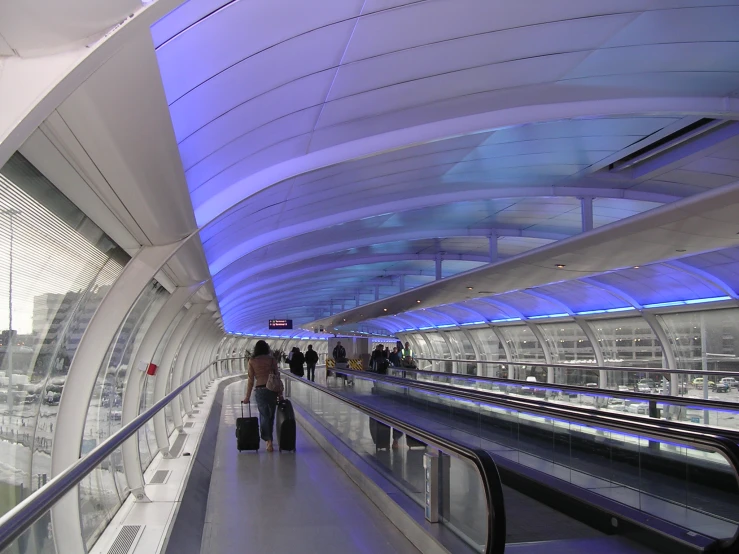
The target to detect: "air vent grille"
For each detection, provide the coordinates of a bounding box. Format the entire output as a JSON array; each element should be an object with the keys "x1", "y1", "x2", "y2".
[
  {"x1": 107, "y1": 525, "x2": 142, "y2": 554},
  {"x1": 169, "y1": 434, "x2": 187, "y2": 457},
  {"x1": 149, "y1": 470, "x2": 170, "y2": 484}
]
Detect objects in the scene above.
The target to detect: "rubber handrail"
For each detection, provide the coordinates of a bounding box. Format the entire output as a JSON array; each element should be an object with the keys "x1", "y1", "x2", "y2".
[{"x1": 281, "y1": 370, "x2": 507, "y2": 554}]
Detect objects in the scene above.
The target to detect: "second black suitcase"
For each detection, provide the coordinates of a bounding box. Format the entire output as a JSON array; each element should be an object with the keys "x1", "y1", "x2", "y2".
[
  {"x1": 276, "y1": 399, "x2": 297, "y2": 452},
  {"x1": 236, "y1": 402, "x2": 260, "y2": 452},
  {"x1": 369, "y1": 418, "x2": 391, "y2": 450}
]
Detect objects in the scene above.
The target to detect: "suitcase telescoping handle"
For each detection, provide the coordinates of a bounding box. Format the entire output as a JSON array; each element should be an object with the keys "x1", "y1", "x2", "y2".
[{"x1": 240, "y1": 400, "x2": 252, "y2": 418}]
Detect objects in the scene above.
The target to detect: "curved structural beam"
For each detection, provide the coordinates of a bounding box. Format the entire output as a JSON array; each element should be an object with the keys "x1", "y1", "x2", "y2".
[
  {"x1": 522, "y1": 290, "x2": 574, "y2": 316},
  {"x1": 664, "y1": 261, "x2": 739, "y2": 300},
  {"x1": 196, "y1": 96, "x2": 739, "y2": 227},
  {"x1": 49, "y1": 243, "x2": 180, "y2": 554},
  {"x1": 216, "y1": 226, "x2": 564, "y2": 293},
  {"x1": 210, "y1": 184, "x2": 674, "y2": 276},
  {"x1": 153, "y1": 301, "x2": 207, "y2": 452},
  {"x1": 121, "y1": 285, "x2": 199, "y2": 502}
]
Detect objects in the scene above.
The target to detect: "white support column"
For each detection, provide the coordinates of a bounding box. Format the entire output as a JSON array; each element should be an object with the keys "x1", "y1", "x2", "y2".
[
  {"x1": 491, "y1": 327, "x2": 514, "y2": 379},
  {"x1": 374, "y1": 285, "x2": 380, "y2": 301},
  {"x1": 526, "y1": 323, "x2": 554, "y2": 383},
  {"x1": 121, "y1": 285, "x2": 199, "y2": 502},
  {"x1": 399, "y1": 274, "x2": 406, "y2": 293},
  {"x1": 580, "y1": 196, "x2": 594, "y2": 233},
  {"x1": 196, "y1": 329, "x2": 219, "y2": 394},
  {"x1": 460, "y1": 329, "x2": 483, "y2": 376},
  {"x1": 575, "y1": 318, "x2": 607, "y2": 388},
  {"x1": 435, "y1": 253, "x2": 443, "y2": 280},
  {"x1": 489, "y1": 234, "x2": 498, "y2": 263},
  {"x1": 438, "y1": 332, "x2": 457, "y2": 373},
  {"x1": 50, "y1": 243, "x2": 180, "y2": 554},
  {"x1": 642, "y1": 311, "x2": 679, "y2": 417},
  {"x1": 178, "y1": 317, "x2": 211, "y2": 415},
  {"x1": 153, "y1": 302, "x2": 207, "y2": 451}
]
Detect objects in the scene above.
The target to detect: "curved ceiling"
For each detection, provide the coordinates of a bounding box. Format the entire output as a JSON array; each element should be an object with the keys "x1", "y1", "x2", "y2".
[{"x1": 151, "y1": 0, "x2": 739, "y2": 333}]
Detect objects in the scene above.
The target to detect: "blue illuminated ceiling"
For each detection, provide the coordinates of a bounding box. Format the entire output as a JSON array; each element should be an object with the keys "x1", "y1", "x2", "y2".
[{"x1": 151, "y1": 1, "x2": 739, "y2": 333}]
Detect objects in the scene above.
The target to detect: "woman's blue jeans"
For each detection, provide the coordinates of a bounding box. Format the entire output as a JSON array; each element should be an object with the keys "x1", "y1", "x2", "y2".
[{"x1": 254, "y1": 387, "x2": 278, "y2": 442}]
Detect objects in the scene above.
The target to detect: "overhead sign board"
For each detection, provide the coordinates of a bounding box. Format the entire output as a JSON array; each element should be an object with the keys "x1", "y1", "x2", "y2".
[{"x1": 269, "y1": 319, "x2": 293, "y2": 330}]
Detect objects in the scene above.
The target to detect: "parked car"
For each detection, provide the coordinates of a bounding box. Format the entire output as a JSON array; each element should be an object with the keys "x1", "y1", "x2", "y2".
[
  {"x1": 616, "y1": 385, "x2": 631, "y2": 393},
  {"x1": 715, "y1": 382, "x2": 730, "y2": 393},
  {"x1": 627, "y1": 403, "x2": 649, "y2": 415},
  {"x1": 692, "y1": 378, "x2": 716, "y2": 389},
  {"x1": 584, "y1": 382, "x2": 599, "y2": 389},
  {"x1": 720, "y1": 377, "x2": 738, "y2": 389},
  {"x1": 637, "y1": 384, "x2": 652, "y2": 393}
]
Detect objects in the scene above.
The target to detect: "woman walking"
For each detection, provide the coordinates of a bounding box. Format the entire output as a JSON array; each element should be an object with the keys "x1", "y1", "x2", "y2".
[{"x1": 243, "y1": 340, "x2": 281, "y2": 452}]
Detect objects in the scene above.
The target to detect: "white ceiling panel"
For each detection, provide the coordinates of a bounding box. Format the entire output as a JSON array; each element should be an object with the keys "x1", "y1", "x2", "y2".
[
  {"x1": 682, "y1": 157, "x2": 739, "y2": 178},
  {"x1": 155, "y1": 0, "x2": 363, "y2": 102},
  {"x1": 316, "y1": 51, "x2": 590, "y2": 129},
  {"x1": 340, "y1": 0, "x2": 653, "y2": 62},
  {"x1": 602, "y1": 6, "x2": 739, "y2": 47},
  {"x1": 185, "y1": 107, "x2": 322, "y2": 191},
  {"x1": 189, "y1": 134, "x2": 312, "y2": 208},
  {"x1": 564, "y1": 43, "x2": 739, "y2": 80},
  {"x1": 656, "y1": 169, "x2": 737, "y2": 189},
  {"x1": 178, "y1": 70, "x2": 333, "y2": 169},
  {"x1": 330, "y1": 13, "x2": 635, "y2": 100},
  {"x1": 168, "y1": 21, "x2": 355, "y2": 141}
]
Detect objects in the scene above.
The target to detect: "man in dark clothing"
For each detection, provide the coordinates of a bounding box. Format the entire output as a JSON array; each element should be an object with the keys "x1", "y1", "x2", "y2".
[
  {"x1": 389, "y1": 347, "x2": 400, "y2": 367},
  {"x1": 370, "y1": 344, "x2": 389, "y2": 374},
  {"x1": 332, "y1": 341, "x2": 346, "y2": 362},
  {"x1": 289, "y1": 348, "x2": 305, "y2": 377},
  {"x1": 304, "y1": 344, "x2": 319, "y2": 381}
]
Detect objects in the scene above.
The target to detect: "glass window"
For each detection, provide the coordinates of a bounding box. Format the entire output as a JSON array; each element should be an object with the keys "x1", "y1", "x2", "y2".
[
  {"x1": 79, "y1": 280, "x2": 168, "y2": 548},
  {"x1": 658, "y1": 309, "x2": 739, "y2": 373},
  {"x1": 591, "y1": 317, "x2": 663, "y2": 368},
  {"x1": 0, "y1": 152, "x2": 134, "y2": 551}
]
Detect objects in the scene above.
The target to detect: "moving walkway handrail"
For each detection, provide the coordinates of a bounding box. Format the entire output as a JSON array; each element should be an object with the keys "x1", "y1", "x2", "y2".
[
  {"x1": 416, "y1": 356, "x2": 739, "y2": 377},
  {"x1": 389, "y1": 365, "x2": 739, "y2": 414},
  {"x1": 0, "y1": 358, "x2": 241, "y2": 551},
  {"x1": 331, "y1": 368, "x2": 739, "y2": 552},
  {"x1": 281, "y1": 370, "x2": 507, "y2": 554},
  {"x1": 336, "y1": 368, "x2": 739, "y2": 455}
]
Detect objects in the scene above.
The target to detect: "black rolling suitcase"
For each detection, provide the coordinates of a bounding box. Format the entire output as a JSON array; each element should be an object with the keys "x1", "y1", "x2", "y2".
[
  {"x1": 236, "y1": 402, "x2": 260, "y2": 452},
  {"x1": 276, "y1": 399, "x2": 297, "y2": 452},
  {"x1": 369, "y1": 418, "x2": 391, "y2": 450}
]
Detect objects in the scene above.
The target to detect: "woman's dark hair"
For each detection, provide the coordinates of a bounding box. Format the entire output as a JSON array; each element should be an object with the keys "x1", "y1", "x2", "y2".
[{"x1": 253, "y1": 340, "x2": 270, "y2": 357}]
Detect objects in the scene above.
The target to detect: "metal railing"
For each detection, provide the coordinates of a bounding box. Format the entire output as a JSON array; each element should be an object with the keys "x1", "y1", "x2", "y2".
[
  {"x1": 328, "y1": 367, "x2": 739, "y2": 553},
  {"x1": 415, "y1": 356, "x2": 739, "y2": 377},
  {"x1": 388, "y1": 366, "x2": 739, "y2": 415},
  {"x1": 281, "y1": 370, "x2": 507, "y2": 554},
  {"x1": 0, "y1": 358, "x2": 243, "y2": 551}
]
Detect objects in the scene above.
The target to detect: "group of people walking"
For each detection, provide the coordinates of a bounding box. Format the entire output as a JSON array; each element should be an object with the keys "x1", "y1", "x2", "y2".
[
  {"x1": 287, "y1": 345, "x2": 319, "y2": 381},
  {"x1": 370, "y1": 341, "x2": 415, "y2": 373}
]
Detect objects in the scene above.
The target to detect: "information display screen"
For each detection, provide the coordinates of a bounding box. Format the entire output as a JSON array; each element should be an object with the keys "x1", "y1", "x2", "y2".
[{"x1": 268, "y1": 319, "x2": 293, "y2": 330}]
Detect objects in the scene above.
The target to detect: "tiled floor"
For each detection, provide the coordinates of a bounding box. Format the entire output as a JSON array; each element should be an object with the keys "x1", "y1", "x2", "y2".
[{"x1": 200, "y1": 383, "x2": 422, "y2": 554}]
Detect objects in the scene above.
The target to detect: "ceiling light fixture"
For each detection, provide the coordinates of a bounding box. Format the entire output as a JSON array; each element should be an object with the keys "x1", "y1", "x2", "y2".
[
  {"x1": 466, "y1": 286, "x2": 474, "y2": 290},
  {"x1": 633, "y1": 266, "x2": 640, "y2": 269},
  {"x1": 676, "y1": 249, "x2": 686, "y2": 252},
  {"x1": 383, "y1": 308, "x2": 388, "y2": 312},
  {"x1": 416, "y1": 300, "x2": 421, "y2": 303},
  {"x1": 556, "y1": 264, "x2": 566, "y2": 269}
]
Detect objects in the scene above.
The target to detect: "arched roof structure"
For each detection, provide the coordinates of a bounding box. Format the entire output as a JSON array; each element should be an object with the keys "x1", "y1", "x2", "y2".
[{"x1": 144, "y1": 0, "x2": 739, "y2": 333}]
